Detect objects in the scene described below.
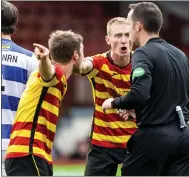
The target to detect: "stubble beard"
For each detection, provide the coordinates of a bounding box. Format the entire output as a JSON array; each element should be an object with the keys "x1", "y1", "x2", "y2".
[{"x1": 72, "y1": 62, "x2": 81, "y2": 75}]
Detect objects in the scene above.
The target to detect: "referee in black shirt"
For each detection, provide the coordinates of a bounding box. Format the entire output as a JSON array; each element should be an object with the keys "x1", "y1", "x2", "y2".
[{"x1": 102, "y1": 2, "x2": 189, "y2": 176}]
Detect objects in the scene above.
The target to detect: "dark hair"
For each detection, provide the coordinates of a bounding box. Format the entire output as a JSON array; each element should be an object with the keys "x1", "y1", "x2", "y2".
[
  {"x1": 129, "y1": 2, "x2": 163, "y2": 34},
  {"x1": 1, "y1": 1, "x2": 18, "y2": 34},
  {"x1": 48, "y1": 30, "x2": 83, "y2": 63}
]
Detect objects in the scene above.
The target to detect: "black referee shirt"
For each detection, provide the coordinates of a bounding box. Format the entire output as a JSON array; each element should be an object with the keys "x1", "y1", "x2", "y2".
[{"x1": 112, "y1": 37, "x2": 189, "y2": 127}]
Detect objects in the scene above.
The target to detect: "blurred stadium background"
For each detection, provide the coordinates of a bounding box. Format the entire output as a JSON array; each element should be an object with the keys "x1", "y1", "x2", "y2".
[{"x1": 9, "y1": 1, "x2": 189, "y2": 176}]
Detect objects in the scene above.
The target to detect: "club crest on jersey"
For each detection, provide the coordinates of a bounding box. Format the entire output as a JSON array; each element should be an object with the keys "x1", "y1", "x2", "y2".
[{"x1": 2, "y1": 44, "x2": 11, "y2": 50}]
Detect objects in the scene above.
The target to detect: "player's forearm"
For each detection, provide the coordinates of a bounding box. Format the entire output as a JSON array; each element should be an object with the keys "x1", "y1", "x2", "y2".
[{"x1": 39, "y1": 58, "x2": 55, "y2": 81}]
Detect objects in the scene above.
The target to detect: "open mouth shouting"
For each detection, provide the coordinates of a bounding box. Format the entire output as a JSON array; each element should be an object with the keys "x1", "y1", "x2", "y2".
[{"x1": 120, "y1": 46, "x2": 128, "y2": 54}]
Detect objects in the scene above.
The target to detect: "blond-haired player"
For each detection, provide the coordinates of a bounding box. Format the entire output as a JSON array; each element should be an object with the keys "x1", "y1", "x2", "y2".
[{"x1": 80, "y1": 17, "x2": 137, "y2": 176}]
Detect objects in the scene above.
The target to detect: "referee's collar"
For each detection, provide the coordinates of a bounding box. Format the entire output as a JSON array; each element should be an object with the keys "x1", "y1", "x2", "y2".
[{"x1": 147, "y1": 37, "x2": 162, "y2": 43}]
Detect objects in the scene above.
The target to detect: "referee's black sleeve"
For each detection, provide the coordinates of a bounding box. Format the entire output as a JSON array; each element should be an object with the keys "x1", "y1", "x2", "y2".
[{"x1": 112, "y1": 50, "x2": 153, "y2": 110}]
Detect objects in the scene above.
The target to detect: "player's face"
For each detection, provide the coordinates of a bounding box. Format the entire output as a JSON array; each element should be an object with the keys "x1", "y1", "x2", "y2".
[
  {"x1": 127, "y1": 10, "x2": 140, "y2": 47},
  {"x1": 106, "y1": 23, "x2": 131, "y2": 57},
  {"x1": 72, "y1": 43, "x2": 84, "y2": 74}
]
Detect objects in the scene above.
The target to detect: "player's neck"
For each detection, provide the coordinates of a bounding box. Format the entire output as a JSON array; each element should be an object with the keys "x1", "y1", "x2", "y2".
[
  {"x1": 111, "y1": 52, "x2": 130, "y2": 67},
  {"x1": 61, "y1": 63, "x2": 74, "y2": 80},
  {"x1": 140, "y1": 32, "x2": 159, "y2": 46},
  {"x1": 1, "y1": 34, "x2": 11, "y2": 40}
]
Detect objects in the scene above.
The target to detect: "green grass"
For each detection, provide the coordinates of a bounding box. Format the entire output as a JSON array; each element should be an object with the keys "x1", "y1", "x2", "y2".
[{"x1": 53, "y1": 164, "x2": 121, "y2": 176}]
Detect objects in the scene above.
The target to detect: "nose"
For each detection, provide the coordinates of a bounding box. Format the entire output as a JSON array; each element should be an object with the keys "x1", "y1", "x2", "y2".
[{"x1": 120, "y1": 36, "x2": 127, "y2": 44}]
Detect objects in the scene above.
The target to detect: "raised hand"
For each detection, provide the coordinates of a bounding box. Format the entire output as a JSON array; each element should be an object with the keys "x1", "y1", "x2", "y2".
[
  {"x1": 33, "y1": 43, "x2": 49, "y2": 60},
  {"x1": 33, "y1": 43, "x2": 54, "y2": 81}
]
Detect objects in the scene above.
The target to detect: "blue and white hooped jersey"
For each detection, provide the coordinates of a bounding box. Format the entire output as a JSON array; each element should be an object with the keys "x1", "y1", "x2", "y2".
[{"x1": 2, "y1": 38, "x2": 38, "y2": 150}]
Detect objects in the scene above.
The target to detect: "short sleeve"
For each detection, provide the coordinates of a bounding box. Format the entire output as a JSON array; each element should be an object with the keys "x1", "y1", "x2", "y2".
[
  {"x1": 84, "y1": 55, "x2": 103, "y2": 78},
  {"x1": 37, "y1": 64, "x2": 67, "y2": 88}
]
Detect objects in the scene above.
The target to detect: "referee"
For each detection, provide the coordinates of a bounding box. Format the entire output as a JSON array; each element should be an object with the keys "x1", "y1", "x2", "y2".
[{"x1": 102, "y1": 2, "x2": 189, "y2": 176}]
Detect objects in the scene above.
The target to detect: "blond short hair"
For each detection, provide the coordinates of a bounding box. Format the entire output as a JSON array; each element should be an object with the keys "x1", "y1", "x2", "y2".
[{"x1": 107, "y1": 17, "x2": 129, "y2": 36}]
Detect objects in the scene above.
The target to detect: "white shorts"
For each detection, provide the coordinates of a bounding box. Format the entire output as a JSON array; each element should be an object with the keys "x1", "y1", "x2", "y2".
[{"x1": 2, "y1": 150, "x2": 7, "y2": 176}]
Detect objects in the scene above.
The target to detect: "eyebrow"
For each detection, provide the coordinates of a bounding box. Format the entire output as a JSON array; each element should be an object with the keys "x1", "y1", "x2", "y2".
[{"x1": 114, "y1": 32, "x2": 129, "y2": 36}]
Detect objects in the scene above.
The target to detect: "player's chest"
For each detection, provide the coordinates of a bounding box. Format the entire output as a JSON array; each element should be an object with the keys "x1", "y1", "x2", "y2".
[
  {"x1": 97, "y1": 64, "x2": 131, "y2": 96},
  {"x1": 100, "y1": 64, "x2": 131, "y2": 81}
]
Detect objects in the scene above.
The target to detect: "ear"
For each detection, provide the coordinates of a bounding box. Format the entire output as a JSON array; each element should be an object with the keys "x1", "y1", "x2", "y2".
[
  {"x1": 136, "y1": 22, "x2": 142, "y2": 32},
  {"x1": 105, "y1": 36, "x2": 111, "y2": 45},
  {"x1": 73, "y1": 51, "x2": 79, "y2": 63}
]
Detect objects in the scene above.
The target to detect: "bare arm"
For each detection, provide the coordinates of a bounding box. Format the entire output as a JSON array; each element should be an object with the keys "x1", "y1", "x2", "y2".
[
  {"x1": 33, "y1": 43, "x2": 55, "y2": 81},
  {"x1": 80, "y1": 57, "x2": 94, "y2": 75}
]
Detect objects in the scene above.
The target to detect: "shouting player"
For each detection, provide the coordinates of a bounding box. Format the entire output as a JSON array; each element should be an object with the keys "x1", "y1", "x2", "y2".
[{"x1": 80, "y1": 17, "x2": 137, "y2": 176}]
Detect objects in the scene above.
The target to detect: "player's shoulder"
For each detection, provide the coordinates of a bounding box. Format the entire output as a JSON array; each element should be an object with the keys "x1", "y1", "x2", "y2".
[
  {"x1": 89, "y1": 51, "x2": 109, "y2": 66},
  {"x1": 54, "y1": 64, "x2": 66, "y2": 81},
  {"x1": 12, "y1": 42, "x2": 33, "y2": 57},
  {"x1": 92, "y1": 51, "x2": 108, "y2": 60},
  {"x1": 2, "y1": 39, "x2": 33, "y2": 57}
]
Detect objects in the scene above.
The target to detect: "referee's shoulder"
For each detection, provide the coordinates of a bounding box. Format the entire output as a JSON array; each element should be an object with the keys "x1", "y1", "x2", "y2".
[{"x1": 169, "y1": 43, "x2": 187, "y2": 57}]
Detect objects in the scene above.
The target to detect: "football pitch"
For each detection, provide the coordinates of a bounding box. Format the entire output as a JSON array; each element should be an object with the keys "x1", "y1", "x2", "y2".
[{"x1": 53, "y1": 164, "x2": 121, "y2": 176}]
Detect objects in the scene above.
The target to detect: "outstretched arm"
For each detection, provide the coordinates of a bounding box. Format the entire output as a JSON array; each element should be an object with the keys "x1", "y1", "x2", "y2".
[
  {"x1": 33, "y1": 43, "x2": 55, "y2": 81},
  {"x1": 80, "y1": 57, "x2": 94, "y2": 75}
]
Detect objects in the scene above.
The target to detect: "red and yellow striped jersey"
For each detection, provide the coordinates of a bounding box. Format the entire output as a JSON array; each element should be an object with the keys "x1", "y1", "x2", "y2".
[
  {"x1": 86, "y1": 52, "x2": 137, "y2": 148},
  {"x1": 5, "y1": 64, "x2": 67, "y2": 164}
]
